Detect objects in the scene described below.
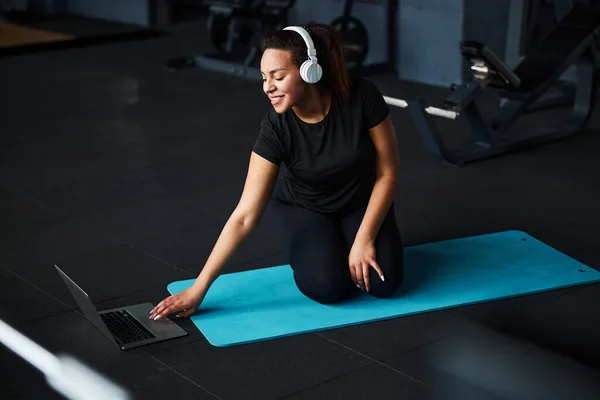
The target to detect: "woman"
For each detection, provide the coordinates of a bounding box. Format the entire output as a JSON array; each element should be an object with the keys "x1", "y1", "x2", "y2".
[{"x1": 150, "y1": 23, "x2": 403, "y2": 321}]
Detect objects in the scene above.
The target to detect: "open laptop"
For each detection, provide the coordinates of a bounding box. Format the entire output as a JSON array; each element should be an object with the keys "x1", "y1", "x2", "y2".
[{"x1": 55, "y1": 265, "x2": 188, "y2": 350}]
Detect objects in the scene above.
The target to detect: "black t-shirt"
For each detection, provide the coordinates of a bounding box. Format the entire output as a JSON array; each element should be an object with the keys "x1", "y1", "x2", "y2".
[{"x1": 252, "y1": 77, "x2": 390, "y2": 214}]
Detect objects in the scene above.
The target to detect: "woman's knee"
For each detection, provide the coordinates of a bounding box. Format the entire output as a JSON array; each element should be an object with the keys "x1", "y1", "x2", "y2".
[
  {"x1": 370, "y1": 223, "x2": 404, "y2": 298},
  {"x1": 294, "y1": 269, "x2": 348, "y2": 304},
  {"x1": 368, "y1": 274, "x2": 403, "y2": 298},
  {"x1": 368, "y1": 262, "x2": 404, "y2": 299}
]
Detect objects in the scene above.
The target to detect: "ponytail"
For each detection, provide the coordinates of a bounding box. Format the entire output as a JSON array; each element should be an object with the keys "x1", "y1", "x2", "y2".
[{"x1": 260, "y1": 23, "x2": 351, "y2": 99}]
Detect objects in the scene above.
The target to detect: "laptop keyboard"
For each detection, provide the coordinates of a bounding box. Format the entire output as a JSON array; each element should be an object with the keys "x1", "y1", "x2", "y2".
[{"x1": 101, "y1": 310, "x2": 156, "y2": 345}]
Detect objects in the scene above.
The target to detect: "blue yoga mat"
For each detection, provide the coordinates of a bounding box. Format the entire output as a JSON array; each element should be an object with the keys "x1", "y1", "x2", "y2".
[{"x1": 167, "y1": 230, "x2": 600, "y2": 347}]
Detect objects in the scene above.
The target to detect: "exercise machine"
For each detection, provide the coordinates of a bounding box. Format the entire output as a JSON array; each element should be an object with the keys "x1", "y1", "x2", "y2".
[
  {"x1": 504, "y1": 0, "x2": 580, "y2": 112},
  {"x1": 403, "y1": 1, "x2": 600, "y2": 166},
  {"x1": 166, "y1": 0, "x2": 296, "y2": 79},
  {"x1": 330, "y1": 0, "x2": 397, "y2": 75},
  {"x1": 166, "y1": 0, "x2": 397, "y2": 79}
]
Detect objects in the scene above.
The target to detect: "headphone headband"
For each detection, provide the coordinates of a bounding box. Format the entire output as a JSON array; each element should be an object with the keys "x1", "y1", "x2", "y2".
[
  {"x1": 283, "y1": 26, "x2": 317, "y2": 57},
  {"x1": 283, "y1": 25, "x2": 322, "y2": 84}
]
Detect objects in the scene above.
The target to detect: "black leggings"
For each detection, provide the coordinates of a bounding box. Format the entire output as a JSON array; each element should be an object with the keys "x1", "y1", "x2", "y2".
[{"x1": 267, "y1": 197, "x2": 404, "y2": 304}]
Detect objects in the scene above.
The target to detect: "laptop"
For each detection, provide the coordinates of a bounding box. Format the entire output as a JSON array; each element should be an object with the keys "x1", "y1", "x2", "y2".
[{"x1": 55, "y1": 265, "x2": 188, "y2": 350}]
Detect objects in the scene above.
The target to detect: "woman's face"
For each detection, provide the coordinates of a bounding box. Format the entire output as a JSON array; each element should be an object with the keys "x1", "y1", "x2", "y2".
[{"x1": 261, "y1": 48, "x2": 306, "y2": 114}]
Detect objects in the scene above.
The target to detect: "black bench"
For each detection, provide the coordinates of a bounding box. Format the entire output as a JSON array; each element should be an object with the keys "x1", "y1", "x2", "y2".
[{"x1": 407, "y1": 2, "x2": 600, "y2": 166}]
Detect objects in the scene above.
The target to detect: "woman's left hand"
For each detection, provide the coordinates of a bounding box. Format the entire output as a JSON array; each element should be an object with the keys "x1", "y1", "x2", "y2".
[{"x1": 348, "y1": 240, "x2": 385, "y2": 292}]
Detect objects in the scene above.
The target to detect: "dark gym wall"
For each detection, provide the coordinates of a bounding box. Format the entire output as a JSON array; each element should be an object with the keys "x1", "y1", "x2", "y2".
[
  {"x1": 396, "y1": 0, "x2": 464, "y2": 86},
  {"x1": 67, "y1": 0, "x2": 150, "y2": 26},
  {"x1": 28, "y1": 0, "x2": 153, "y2": 27}
]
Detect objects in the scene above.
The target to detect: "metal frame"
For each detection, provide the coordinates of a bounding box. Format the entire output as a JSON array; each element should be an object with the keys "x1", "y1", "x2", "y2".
[
  {"x1": 165, "y1": 0, "x2": 397, "y2": 79},
  {"x1": 406, "y1": 42, "x2": 597, "y2": 166},
  {"x1": 504, "y1": 0, "x2": 578, "y2": 112}
]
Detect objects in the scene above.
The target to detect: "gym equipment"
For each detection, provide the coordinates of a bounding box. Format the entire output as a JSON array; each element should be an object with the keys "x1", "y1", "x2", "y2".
[
  {"x1": 504, "y1": 0, "x2": 579, "y2": 112},
  {"x1": 330, "y1": 0, "x2": 369, "y2": 74},
  {"x1": 405, "y1": 2, "x2": 600, "y2": 166},
  {"x1": 331, "y1": 0, "x2": 397, "y2": 76},
  {"x1": 507, "y1": 0, "x2": 570, "y2": 67},
  {"x1": 0, "y1": 319, "x2": 131, "y2": 400},
  {"x1": 383, "y1": 95, "x2": 458, "y2": 120},
  {"x1": 166, "y1": 1, "x2": 296, "y2": 79},
  {"x1": 167, "y1": 230, "x2": 600, "y2": 347},
  {"x1": 166, "y1": 0, "x2": 397, "y2": 79}
]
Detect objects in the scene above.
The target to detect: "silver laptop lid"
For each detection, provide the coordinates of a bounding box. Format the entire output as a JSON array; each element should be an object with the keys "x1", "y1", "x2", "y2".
[{"x1": 54, "y1": 265, "x2": 118, "y2": 347}]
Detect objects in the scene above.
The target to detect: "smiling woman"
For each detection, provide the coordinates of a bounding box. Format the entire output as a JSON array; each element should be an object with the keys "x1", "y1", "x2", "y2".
[
  {"x1": 149, "y1": 23, "x2": 404, "y2": 321},
  {"x1": 259, "y1": 23, "x2": 351, "y2": 108}
]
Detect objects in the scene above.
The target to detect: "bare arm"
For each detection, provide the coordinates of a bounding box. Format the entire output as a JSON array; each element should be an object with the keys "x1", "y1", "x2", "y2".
[
  {"x1": 191, "y1": 152, "x2": 280, "y2": 293},
  {"x1": 355, "y1": 115, "x2": 400, "y2": 244},
  {"x1": 348, "y1": 114, "x2": 400, "y2": 291},
  {"x1": 150, "y1": 152, "x2": 279, "y2": 319}
]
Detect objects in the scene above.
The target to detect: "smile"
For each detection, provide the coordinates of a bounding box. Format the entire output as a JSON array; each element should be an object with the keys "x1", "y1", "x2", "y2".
[{"x1": 270, "y1": 96, "x2": 284, "y2": 106}]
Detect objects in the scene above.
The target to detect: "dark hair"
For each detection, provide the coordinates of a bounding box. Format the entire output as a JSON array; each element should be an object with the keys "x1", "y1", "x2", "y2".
[{"x1": 260, "y1": 23, "x2": 351, "y2": 99}]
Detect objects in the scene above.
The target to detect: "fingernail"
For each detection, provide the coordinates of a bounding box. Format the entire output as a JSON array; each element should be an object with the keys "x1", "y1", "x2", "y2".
[
  {"x1": 380, "y1": 275, "x2": 385, "y2": 282},
  {"x1": 153, "y1": 315, "x2": 161, "y2": 321}
]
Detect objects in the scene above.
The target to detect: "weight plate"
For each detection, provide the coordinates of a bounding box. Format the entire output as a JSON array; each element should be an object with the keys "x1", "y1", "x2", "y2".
[{"x1": 331, "y1": 16, "x2": 369, "y2": 74}]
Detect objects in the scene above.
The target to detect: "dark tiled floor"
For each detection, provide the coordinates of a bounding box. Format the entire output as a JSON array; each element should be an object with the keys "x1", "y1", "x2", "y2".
[
  {"x1": 0, "y1": 217, "x2": 126, "y2": 272},
  {"x1": 282, "y1": 363, "x2": 442, "y2": 400},
  {"x1": 150, "y1": 334, "x2": 374, "y2": 399},
  {"x1": 1, "y1": 12, "x2": 600, "y2": 400},
  {"x1": 0, "y1": 265, "x2": 69, "y2": 324},
  {"x1": 383, "y1": 324, "x2": 600, "y2": 400}
]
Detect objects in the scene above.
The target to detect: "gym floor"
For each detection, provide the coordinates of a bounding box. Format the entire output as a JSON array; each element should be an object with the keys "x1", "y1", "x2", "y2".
[{"x1": 1, "y1": 17, "x2": 600, "y2": 400}]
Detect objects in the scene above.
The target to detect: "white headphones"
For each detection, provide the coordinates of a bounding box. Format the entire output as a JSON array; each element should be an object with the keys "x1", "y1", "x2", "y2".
[{"x1": 283, "y1": 26, "x2": 323, "y2": 84}]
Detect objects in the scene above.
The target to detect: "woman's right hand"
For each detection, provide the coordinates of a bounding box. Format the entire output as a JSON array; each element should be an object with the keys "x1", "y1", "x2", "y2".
[{"x1": 149, "y1": 286, "x2": 206, "y2": 320}]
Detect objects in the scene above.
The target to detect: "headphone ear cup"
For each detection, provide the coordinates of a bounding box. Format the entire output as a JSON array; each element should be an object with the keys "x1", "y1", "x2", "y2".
[
  {"x1": 301, "y1": 61, "x2": 322, "y2": 84},
  {"x1": 300, "y1": 60, "x2": 312, "y2": 83},
  {"x1": 308, "y1": 63, "x2": 323, "y2": 83}
]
